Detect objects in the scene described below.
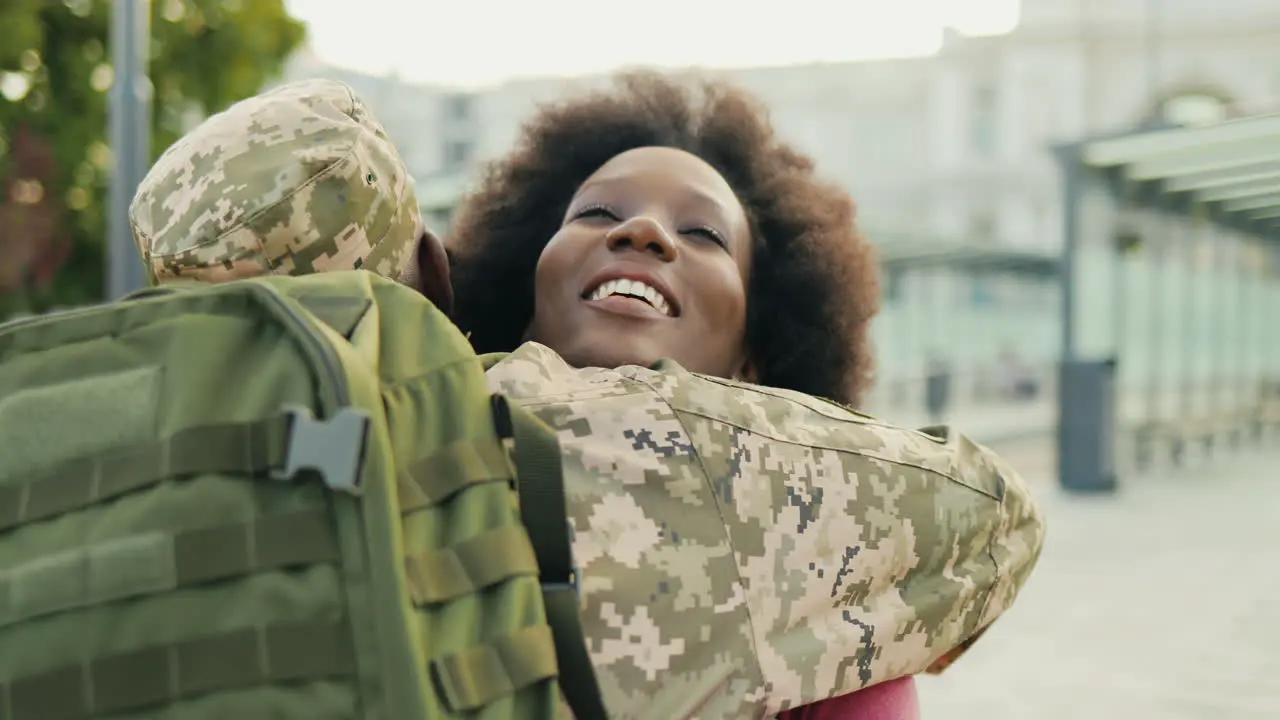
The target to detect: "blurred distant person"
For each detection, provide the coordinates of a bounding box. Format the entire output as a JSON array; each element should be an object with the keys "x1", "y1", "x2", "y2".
[
  {"x1": 996, "y1": 347, "x2": 1039, "y2": 402},
  {"x1": 924, "y1": 353, "x2": 952, "y2": 424}
]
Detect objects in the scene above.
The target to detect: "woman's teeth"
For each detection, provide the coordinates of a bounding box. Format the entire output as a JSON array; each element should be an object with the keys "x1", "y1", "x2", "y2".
[{"x1": 587, "y1": 278, "x2": 673, "y2": 316}]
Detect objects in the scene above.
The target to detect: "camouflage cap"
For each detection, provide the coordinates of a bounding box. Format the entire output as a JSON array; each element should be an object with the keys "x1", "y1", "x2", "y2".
[{"x1": 129, "y1": 78, "x2": 420, "y2": 284}]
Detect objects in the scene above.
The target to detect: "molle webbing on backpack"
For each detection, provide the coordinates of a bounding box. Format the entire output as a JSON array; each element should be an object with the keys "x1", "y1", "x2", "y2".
[
  {"x1": 0, "y1": 366, "x2": 162, "y2": 488},
  {"x1": 404, "y1": 525, "x2": 539, "y2": 605},
  {"x1": 0, "y1": 620, "x2": 354, "y2": 720},
  {"x1": 0, "y1": 271, "x2": 606, "y2": 720},
  {"x1": 0, "y1": 507, "x2": 337, "y2": 628},
  {"x1": 395, "y1": 438, "x2": 515, "y2": 511},
  {"x1": 0, "y1": 415, "x2": 293, "y2": 533}
]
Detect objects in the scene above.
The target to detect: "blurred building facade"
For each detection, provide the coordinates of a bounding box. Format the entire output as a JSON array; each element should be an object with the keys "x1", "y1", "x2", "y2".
[
  {"x1": 281, "y1": 0, "x2": 1280, "y2": 409},
  {"x1": 284, "y1": 0, "x2": 1280, "y2": 245}
]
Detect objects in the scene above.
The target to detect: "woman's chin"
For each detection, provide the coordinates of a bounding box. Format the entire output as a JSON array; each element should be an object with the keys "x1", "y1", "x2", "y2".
[{"x1": 553, "y1": 340, "x2": 661, "y2": 372}]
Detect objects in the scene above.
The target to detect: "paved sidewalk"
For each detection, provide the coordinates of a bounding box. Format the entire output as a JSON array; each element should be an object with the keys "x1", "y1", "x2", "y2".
[{"x1": 914, "y1": 444, "x2": 1280, "y2": 720}]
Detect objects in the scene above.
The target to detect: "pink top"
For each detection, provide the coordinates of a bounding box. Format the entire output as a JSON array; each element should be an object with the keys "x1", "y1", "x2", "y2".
[{"x1": 776, "y1": 677, "x2": 920, "y2": 720}]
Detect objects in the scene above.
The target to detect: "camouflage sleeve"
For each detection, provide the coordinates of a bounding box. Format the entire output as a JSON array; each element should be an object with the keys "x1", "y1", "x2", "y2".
[
  {"x1": 662, "y1": 376, "x2": 1046, "y2": 713},
  {"x1": 486, "y1": 350, "x2": 1045, "y2": 718},
  {"x1": 918, "y1": 426, "x2": 1045, "y2": 675}
]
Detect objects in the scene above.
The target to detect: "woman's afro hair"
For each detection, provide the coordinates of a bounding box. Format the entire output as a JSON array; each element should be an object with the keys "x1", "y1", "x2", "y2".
[{"x1": 446, "y1": 70, "x2": 881, "y2": 407}]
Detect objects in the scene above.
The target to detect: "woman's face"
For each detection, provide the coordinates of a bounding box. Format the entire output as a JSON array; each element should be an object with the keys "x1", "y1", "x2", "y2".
[{"x1": 528, "y1": 146, "x2": 753, "y2": 377}]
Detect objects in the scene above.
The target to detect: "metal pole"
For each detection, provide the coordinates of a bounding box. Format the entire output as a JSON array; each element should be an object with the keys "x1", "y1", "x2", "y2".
[
  {"x1": 1145, "y1": 0, "x2": 1162, "y2": 116},
  {"x1": 1111, "y1": 225, "x2": 1127, "y2": 362},
  {"x1": 1248, "y1": 237, "x2": 1263, "y2": 441},
  {"x1": 1057, "y1": 148, "x2": 1081, "y2": 362},
  {"x1": 894, "y1": 268, "x2": 912, "y2": 411},
  {"x1": 1264, "y1": 238, "x2": 1274, "y2": 425},
  {"x1": 1172, "y1": 207, "x2": 1194, "y2": 465},
  {"x1": 108, "y1": 0, "x2": 152, "y2": 300},
  {"x1": 1204, "y1": 218, "x2": 1225, "y2": 451},
  {"x1": 1141, "y1": 211, "x2": 1164, "y2": 470},
  {"x1": 1265, "y1": 241, "x2": 1276, "y2": 437},
  {"x1": 1230, "y1": 230, "x2": 1247, "y2": 444},
  {"x1": 1110, "y1": 209, "x2": 1130, "y2": 473},
  {"x1": 1112, "y1": 183, "x2": 1134, "y2": 371},
  {"x1": 1056, "y1": 147, "x2": 1081, "y2": 488},
  {"x1": 921, "y1": 267, "x2": 938, "y2": 419}
]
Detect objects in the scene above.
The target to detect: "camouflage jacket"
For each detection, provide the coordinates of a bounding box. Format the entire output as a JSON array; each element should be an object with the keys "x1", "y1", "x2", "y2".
[{"x1": 485, "y1": 343, "x2": 1045, "y2": 720}]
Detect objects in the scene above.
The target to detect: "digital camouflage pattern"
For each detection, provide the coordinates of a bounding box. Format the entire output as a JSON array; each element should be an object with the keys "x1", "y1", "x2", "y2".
[
  {"x1": 485, "y1": 343, "x2": 1045, "y2": 720},
  {"x1": 129, "y1": 79, "x2": 419, "y2": 284}
]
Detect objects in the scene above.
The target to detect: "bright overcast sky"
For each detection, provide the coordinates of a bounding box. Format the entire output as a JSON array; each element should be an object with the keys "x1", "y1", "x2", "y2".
[{"x1": 283, "y1": 0, "x2": 1021, "y2": 88}]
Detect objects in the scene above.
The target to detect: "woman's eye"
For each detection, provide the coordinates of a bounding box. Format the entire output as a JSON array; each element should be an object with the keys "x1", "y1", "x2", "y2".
[
  {"x1": 574, "y1": 204, "x2": 621, "y2": 222},
  {"x1": 685, "y1": 226, "x2": 728, "y2": 248}
]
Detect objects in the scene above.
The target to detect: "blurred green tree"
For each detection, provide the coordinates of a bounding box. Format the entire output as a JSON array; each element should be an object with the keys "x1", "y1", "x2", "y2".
[{"x1": 0, "y1": 0, "x2": 305, "y2": 315}]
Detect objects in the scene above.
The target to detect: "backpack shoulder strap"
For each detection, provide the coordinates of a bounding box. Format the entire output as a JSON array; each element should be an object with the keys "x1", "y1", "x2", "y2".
[{"x1": 491, "y1": 395, "x2": 609, "y2": 720}]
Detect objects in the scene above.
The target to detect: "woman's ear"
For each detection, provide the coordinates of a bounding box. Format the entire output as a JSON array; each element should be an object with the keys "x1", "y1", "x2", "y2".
[{"x1": 400, "y1": 227, "x2": 455, "y2": 317}]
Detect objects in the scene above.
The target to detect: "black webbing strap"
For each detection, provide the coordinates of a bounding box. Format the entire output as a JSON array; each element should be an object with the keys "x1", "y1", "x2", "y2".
[
  {"x1": 0, "y1": 620, "x2": 354, "y2": 720},
  {"x1": 490, "y1": 395, "x2": 609, "y2": 720}
]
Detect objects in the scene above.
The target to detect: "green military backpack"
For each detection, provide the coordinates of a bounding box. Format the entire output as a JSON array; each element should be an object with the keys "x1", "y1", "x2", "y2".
[{"x1": 0, "y1": 271, "x2": 606, "y2": 720}]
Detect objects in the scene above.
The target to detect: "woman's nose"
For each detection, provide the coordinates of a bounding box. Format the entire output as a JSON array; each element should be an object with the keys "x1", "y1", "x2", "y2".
[{"x1": 605, "y1": 216, "x2": 679, "y2": 262}]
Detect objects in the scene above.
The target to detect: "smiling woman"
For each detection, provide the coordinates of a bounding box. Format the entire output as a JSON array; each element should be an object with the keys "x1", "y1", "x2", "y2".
[
  {"x1": 449, "y1": 71, "x2": 881, "y2": 407},
  {"x1": 424, "y1": 68, "x2": 1044, "y2": 717},
  {"x1": 436, "y1": 72, "x2": 1043, "y2": 719}
]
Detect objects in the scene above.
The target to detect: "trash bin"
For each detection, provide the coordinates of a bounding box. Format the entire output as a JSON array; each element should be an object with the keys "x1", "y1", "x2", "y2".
[{"x1": 1057, "y1": 357, "x2": 1119, "y2": 493}]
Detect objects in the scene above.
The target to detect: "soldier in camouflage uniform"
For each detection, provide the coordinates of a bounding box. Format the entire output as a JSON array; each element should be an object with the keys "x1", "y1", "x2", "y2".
[{"x1": 132, "y1": 77, "x2": 1045, "y2": 719}]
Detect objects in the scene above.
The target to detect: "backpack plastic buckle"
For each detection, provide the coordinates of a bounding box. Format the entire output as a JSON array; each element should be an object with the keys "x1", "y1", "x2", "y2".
[{"x1": 274, "y1": 406, "x2": 371, "y2": 495}]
